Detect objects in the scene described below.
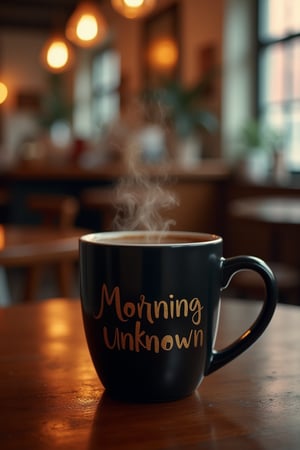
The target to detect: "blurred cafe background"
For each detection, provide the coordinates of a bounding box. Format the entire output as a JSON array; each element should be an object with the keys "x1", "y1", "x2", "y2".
[{"x1": 0, "y1": 0, "x2": 300, "y2": 305}]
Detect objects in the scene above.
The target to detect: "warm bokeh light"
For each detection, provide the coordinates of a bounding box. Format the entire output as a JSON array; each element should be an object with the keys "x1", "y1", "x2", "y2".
[
  {"x1": 76, "y1": 14, "x2": 98, "y2": 41},
  {"x1": 147, "y1": 37, "x2": 178, "y2": 71},
  {"x1": 66, "y1": 1, "x2": 107, "y2": 48},
  {"x1": 124, "y1": 0, "x2": 144, "y2": 6},
  {"x1": 0, "y1": 225, "x2": 5, "y2": 250},
  {"x1": 111, "y1": 0, "x2": 156, "y2": 19},
  {"x1": 0, "y1": 82, "x2": 8, "y2": 104},
  {"x1": 47, "y1": 41, "x2": 69, "y2": 69},
  {"x1": 40, "y1": 35, "x2": 73, "y2": 73}
]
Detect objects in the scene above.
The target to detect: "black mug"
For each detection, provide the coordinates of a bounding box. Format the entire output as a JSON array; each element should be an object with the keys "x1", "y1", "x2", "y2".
[{"x1": 79, "y1": 231, "x2": 277, "y2": 403}]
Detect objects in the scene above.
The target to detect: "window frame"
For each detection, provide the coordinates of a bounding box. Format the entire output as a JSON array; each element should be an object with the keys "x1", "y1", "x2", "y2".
[{"x1": 256, "y1": 0, "x2": 300, "y2": 172}]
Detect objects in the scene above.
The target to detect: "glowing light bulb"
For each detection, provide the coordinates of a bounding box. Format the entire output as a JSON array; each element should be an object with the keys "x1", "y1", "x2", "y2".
[
  {"x1": 0, "y1": 82, "x2": 8, "y2": 104},
  {"x1": 112, "y1": 0, "x2": 156, "y2": 19},
  {"x1": 124, "y1": 0, "x2": 144, "y2": 7},
  {"x1": 40, "y1": 35, "x2": 73, "y2": 73},
  {"x1": 66, "y1": 1, "x2": 107, "y2": 48},
  {"x1": 47, "y1": 41, "x2": 69, "y2": 69},
  {"x1": 76, "y1": 14, "x2": 98, "y2": 41}
]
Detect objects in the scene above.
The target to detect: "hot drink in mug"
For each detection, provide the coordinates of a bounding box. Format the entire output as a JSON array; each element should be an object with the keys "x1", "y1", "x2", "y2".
[{"x1": 80, "y1": 231, "x2": 277, "y2": 403}]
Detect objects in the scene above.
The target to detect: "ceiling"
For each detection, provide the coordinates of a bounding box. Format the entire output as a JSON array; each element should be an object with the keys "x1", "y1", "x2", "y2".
[{"x1": 0, "y1": 0, "x2": 104, "y2": 31}]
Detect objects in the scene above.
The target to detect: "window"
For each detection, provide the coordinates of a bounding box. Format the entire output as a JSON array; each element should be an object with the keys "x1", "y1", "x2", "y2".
[
  {"x1": 73, "y1": 48, "x2": 121, "y2": 140},
  {"x1": 73, "y1": 53, "x2": 93, "y2": 139},
  {"x1": 258, "y1": 0, "x2": 300, "y2": 170},
  {"x1": 91, "y1": 49, "x2": 120, "y2": 135}
]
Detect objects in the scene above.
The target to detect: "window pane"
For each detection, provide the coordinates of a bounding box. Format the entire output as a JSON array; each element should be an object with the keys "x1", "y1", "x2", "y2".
[
  {"x1": 261, "y1": 104, "x2": 285, "y2": 130},
  {"x1": 73, "y1": 54, "x2": 92, "y2": 138},
  {"x1": 93, "y1": 94, "x2": 120, "y2": 131},
  {"x1": 258, "y1": 0, "x2": 300, "y2": 172},
  {"x1": 285, "y1": 0, "x2": 300, "y2": 34},
  {"x1": 93, "y1": 50, "x2": 120, "y2": 91},
  {"x1": 259, "y1": 0, "x2": 286, "y2": 40},
  {"x1": 287, "y1": 103, "x2": 300, "y2": 169},
  {"x1": 74, "y1": 103, "x2": 92, "y2": 138},
  {"x1": 259, "y1": 0, "x2": 300, "y2": 40},
  {"x1": 91, "y1": 48, "x2": 121, "y2": 136},
  {"x1": 259, "y1": 44, "x2": 285, "y2": 104},
  {"x1": 292, "y1": 38, "x2": 300, "y2": 98}
]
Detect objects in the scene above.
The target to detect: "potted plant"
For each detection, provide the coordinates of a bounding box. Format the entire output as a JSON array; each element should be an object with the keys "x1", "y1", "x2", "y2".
[
  {"x1": 236, "y1": 119, "x2": 275, "y2": 182},
  {"x1": 142, "y1": 74, "x2": 218, "y2": 166}
]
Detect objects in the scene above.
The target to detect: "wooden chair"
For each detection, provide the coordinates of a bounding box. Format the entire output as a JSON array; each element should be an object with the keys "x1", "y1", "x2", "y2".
[
  {"x1": 80, "y1": 185, "x2": 163, "y2": 231},
  {"x1": 227, "y1": 197, "x2": 300, "y2": 305},
  {"x1": 0, "y1": 188, "x2": 11, "y2": 223},
  {"x1": 27, "y1": 194, "x2": 79, "y2": 229},
  {"x1": 80, "y1": 186, "x2": 118, "y2": 231},
  {"x1": 25, "y1": 194, "x2": 79, "y2": 300}
]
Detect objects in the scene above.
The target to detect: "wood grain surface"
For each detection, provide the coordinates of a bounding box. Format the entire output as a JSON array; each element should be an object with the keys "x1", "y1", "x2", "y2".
[{"x1": 0, "y1": 298, "x2": 299, "y2": 449}]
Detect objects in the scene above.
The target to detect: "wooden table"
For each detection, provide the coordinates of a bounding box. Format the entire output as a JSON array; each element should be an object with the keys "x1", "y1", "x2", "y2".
[
  {"x1": 228, "y1": 197, "x2": 300, "y2": 303},
  {"x1": 0, "y1": 226, "x2": 88, "y2": 305},
  {"x1": 81, "y1": 187, "x2": 118, "y2": 231},
  {"x1": 230, "y1": 196, "x2": 300, "y2": 225},
  {"x1": 229, "y1": 195, "x2": 300, "y2": 249},
  {"x1": 0, "y1": 298, "x2": 299, "y2": 450},
  {"x1": 3, "y1": 160, "x2": 230, "y2": 233}
]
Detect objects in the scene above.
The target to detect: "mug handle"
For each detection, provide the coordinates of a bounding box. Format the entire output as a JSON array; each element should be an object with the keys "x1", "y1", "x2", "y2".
[{"x1": 206, "y1": 256, "x2": 278, "y2": 375}]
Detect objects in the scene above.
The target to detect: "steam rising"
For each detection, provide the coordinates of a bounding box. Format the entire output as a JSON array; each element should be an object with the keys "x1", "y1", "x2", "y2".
[
  {"x1": 113, "y1": 175, "x2": 178, "y2": 232},
  {"x1": 107, "y1": 95, "x2": 179, "y2": 234}
]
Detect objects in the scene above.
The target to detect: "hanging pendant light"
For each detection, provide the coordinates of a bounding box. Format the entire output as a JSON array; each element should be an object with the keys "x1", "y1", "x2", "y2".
[
  {"x1": 111, "y1": 0, "x2": 156, "y2": 19},
  {"x1": 66, "y1": 1, "x2": 107, "y2": 48},
  {"x1": 40, "y1": 34, "x2": 74, "y2": 73}
]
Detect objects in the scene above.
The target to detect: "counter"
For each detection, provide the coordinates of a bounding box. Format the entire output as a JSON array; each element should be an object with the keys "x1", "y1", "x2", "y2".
[{"x1": 1, "y1": 160, "x2": 231, "y2": 234}]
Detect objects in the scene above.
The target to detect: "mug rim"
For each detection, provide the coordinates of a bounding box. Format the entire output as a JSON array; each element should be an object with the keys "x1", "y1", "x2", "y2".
[{"x1": 80, "y1": 230, "x2": 222, "y2": 247}]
